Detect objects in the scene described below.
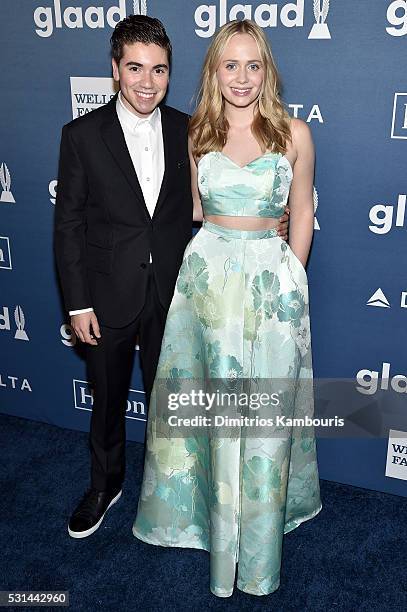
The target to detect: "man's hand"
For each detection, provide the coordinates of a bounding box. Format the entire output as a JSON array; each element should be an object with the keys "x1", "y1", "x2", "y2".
[
  {"x1": 277, "y1": 206, "x2": 290, "y2": 241},
  {"x1": 71, "y1": 312, "x2": 101, "y2": 345}
]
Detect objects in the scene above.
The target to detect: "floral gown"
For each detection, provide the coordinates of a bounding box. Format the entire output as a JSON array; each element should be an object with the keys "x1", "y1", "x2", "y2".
[{"x1": 132, "y1": 151, "x2": 322, "y2": 597}]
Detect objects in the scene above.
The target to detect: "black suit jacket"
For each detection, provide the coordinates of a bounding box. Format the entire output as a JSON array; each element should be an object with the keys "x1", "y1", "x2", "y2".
[{"x1": 54, "y1": 94, "x2": 193, "y2": 328}]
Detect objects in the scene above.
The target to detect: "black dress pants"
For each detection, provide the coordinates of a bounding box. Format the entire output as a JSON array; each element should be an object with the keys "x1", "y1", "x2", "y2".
[{"x1": 86, "y1": 265, "x2": 167, "y2": 491}]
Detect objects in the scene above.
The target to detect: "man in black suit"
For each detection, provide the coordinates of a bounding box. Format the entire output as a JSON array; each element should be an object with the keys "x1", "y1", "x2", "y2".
[{"x1": 55, "y1": 15, "x2": 288, "y2": 539}]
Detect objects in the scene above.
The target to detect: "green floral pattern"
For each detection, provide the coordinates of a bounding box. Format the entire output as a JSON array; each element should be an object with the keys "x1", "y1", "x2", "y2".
[
  {"x1": 197, "y1": 151, "x2": 293, "y2": 219},
  {"x1": 133, "y1": 153, "x2": 321, "y2": 598}
]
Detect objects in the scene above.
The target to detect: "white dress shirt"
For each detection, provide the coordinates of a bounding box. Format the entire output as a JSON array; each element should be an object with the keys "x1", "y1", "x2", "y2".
[{"x1": 69, "y1": 91, "x2": 164, "y2": 316}]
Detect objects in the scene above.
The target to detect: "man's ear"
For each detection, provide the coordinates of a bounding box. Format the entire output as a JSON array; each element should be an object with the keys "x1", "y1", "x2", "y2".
[{"x1": 112, "y1": 58, "x2": 119, "y2": 82}]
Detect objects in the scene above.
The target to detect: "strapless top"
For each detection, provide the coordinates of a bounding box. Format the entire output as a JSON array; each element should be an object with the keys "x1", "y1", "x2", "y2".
[{"x1": 198, "y1": 151, "x2": 293, "y2": 218}]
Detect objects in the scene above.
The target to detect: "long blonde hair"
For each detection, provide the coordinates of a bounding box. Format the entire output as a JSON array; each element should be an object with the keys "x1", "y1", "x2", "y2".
[{"x1": 189, "y1": 19, "x2": 291, "y2": 158}]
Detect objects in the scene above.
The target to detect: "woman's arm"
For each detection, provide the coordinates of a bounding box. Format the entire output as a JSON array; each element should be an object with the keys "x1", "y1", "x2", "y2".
[
  {"x1": 287, "y1": 118, "x2": 315, "y2": 268},
  {"x1": 188, "y1": 136, "x2": 204, "y2": 223}
]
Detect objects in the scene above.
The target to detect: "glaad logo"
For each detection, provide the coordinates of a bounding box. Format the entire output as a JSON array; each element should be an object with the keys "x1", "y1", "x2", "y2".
[
  {"x1": 308, "y1": 0, "x2": 331, "y2": 39},
  {"x1": 132, "y1": 1, "x2": 147, "y2": 15},
  {"x1": 391, "y1": 93, "x2": 407, "y2": 139},
  {"x1": 60, "y1": 323, "x2": 77, "y2": 346},
  {"x1": 49, "y1": 180, "x2": 57, "y2": 205},
  {"x1": 313, "y1": 187, "x2": 320, "y2": 230},
  {"x1": 0, "y1": 374, "x2": 32, "y2": 392},
  {"x1": 61, "y1": 323, "x2": 140, "y2": 349},
  {"x1": 33, "y1": 0, "x2": 128, "y2": 38},
  {"x1": 73, "y1": 379, "x2": 146, "y2": 420},
  {"x1": 194, "y1": 0, "x2": 332, "y2": 39},
  {"x1": 356, "y1": 363, "x2": 407, "y2": 395},
  {"x1": 369, "y1": 194, "x2": 406, "y2": 234},
  {"x1": 0, "y1": 237, "x2": 12, "y2": 270},
  {"x1": 14, "y1": 306, "x2": 29, "y2": 340},
  {"x1": 386, "y1": 0, "x2": 407, "y2": 37},
  {"x1": 367, "y1": 288, "x2": 390, "y2": 308},
  {"x1": 0, "y1": 306, "x2": 30, "y2": 341},
  {"x1": 0, "y1": 163, "x2": 15, "y2": 203}
]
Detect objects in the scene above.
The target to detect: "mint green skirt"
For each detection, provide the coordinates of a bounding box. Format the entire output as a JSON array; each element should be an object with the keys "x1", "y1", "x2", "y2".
[{"x1": 133, "y1": 220, "x2": 322, "y2": 597}]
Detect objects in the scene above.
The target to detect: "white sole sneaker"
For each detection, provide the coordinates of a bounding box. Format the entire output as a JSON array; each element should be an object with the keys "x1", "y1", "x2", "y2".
[{"x1": 68, "y1": 489, "x2": 122, "y2": 539}]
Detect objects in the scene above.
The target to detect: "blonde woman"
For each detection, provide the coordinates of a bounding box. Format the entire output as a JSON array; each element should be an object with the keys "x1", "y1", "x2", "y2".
[{"x1": 133, "y1": 19, "x2": 322, "y2": 597}]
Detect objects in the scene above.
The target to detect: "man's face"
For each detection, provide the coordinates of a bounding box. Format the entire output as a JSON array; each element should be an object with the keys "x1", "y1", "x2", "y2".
[{"x1": 112, "y1": 42, "x2": 169, "y2": 117}]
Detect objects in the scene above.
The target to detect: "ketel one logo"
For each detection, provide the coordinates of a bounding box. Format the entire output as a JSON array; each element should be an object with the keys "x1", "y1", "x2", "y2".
[
  {"x1": 0, "y1": 163, "x2": 15, "y2": 203},
  {"x1": 0, "y1": 306, "x2": 30, "y2": 341},
  {"x1": 73, "y1": 379, "x2": 146, "y2": 420},
  {"x1": 308, "y1": 0, "x2": 331, "y2": 39}
]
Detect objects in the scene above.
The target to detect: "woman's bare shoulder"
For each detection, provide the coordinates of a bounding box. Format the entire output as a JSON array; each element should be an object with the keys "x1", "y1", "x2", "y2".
[
  {"x1": 289, "y1": 117, "x2": 314, "y2": 158},
  {"x1": 289, "y1": 116, "x2": 312, "y2": 140}
]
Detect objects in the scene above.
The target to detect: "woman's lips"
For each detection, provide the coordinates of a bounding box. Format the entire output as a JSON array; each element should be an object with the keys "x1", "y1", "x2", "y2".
[{"x1": 230, "y1": 87, "x2": 252, "y2": 96}]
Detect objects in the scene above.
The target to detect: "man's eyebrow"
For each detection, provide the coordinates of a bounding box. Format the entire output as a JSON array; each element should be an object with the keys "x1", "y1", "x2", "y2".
[{"x1": 124, "y1": 61, "x2": 169, "y2": 69}]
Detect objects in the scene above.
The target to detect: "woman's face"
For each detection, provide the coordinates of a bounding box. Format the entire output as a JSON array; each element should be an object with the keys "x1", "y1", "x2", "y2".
[{"x1": 216, "y1": 33, "x2": 264, "y2": 110}]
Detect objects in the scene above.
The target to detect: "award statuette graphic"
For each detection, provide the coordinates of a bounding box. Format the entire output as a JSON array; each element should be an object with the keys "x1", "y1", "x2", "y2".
[
  {"x1": 133, "y1": 0, "x2": 147, "y2": 15},
  {"x1": 14, "y1": 306, "x2": 29, "y2": 341},
  {"x1": 0, "y1": 163, "x2": 15, "y2": 203},
  {"x1": 308, "y1": 0, "x2": 331, "y2": 40},
  {"x1": 313, "y1": 186, "x2": 320, "y2": 230}
]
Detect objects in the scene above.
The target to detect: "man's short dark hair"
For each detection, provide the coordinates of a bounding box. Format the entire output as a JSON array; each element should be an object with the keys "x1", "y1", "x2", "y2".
[{"x1": 110, "y1": 15, "x2": 172, "y2": 65}]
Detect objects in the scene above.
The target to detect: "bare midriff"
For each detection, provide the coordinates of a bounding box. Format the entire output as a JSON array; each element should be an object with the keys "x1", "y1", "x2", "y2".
[{"x1": 204, "y1": 215, "x2": 281, "y2": 230}]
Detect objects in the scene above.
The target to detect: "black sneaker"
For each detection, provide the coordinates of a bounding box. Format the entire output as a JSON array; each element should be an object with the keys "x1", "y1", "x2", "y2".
[{"x1": 68, "y1": 487, "x2": 122, "y2": 539}]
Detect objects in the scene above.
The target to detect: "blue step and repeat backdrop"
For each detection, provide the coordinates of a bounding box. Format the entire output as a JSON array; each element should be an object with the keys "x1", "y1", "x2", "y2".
[{"x1": 1, "y1": 1, "x2": 406, "y2": 496}]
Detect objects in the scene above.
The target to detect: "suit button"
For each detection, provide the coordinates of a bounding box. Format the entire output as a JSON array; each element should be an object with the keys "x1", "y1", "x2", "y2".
[{"x1": 140, "y1": 263, "x2": 147, "y2": 269}]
